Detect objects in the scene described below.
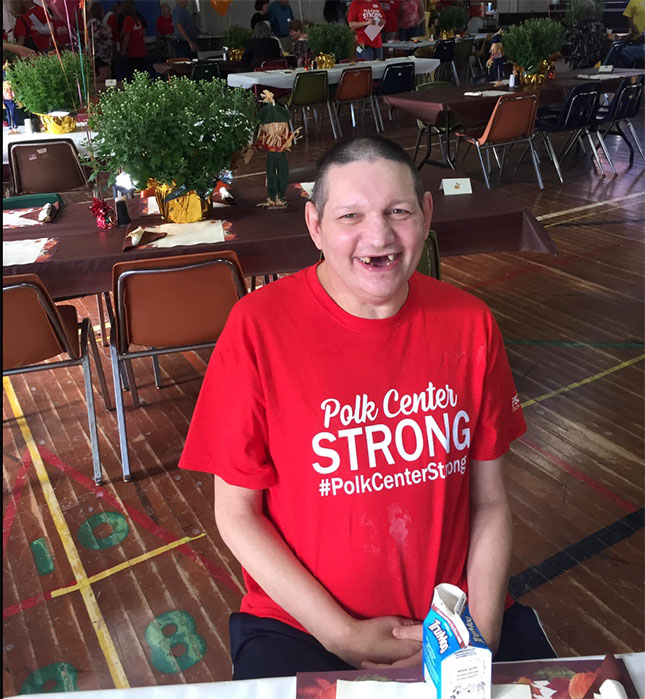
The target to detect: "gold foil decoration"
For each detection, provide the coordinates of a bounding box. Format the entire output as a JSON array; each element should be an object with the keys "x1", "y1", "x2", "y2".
[
  {"x1": 154, "y1": 184, "x2": 209, "y2": 223},
  {"x1": 315, "y1": 53, "x2": 336, "y2": 68},
  {"x1": 228, "y1": 48, "x2": 244, "y2": 61},
  {"x1": 520, "y1": 60, "x2": 549, "y2": 88},
  {"x1": 38, "y1": 114, "x2": 77, "y2": 134}
]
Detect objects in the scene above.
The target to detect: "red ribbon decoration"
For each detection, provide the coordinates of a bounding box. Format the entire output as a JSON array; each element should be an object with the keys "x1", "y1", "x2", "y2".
[{"x1": 90, "y1": 198, "x2": 116, "y2": 229}]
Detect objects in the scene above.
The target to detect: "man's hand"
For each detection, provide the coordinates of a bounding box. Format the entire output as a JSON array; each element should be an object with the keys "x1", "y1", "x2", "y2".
[
  {"x1": 3, "y1": 42, "x2": 36, "y2": 58},
  {"x1": 360, "y1": 622, "x2": 423, "y2": 669},
  {"x1": 327, "y1": 616, "x2": 421, "y2": 668}
]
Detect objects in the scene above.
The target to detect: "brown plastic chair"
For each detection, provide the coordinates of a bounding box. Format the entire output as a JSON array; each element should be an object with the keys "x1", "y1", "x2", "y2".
[
  {"x1": 455, "y1": 93, "x2": 543, "y2": 190},
  {"x1": 3, "y1": 273, "x2": 112, "y2": 485},
  {"x1": 332, "y1": 66, "x2": 380, "y2": 136},
  {"x1": 105, "y1": 251, "x2": 247, "y2": 481},
  {"x1": 253, "y1": 60, "x2": 291, "y2": 100},
  {"x1": 8, "y1": 139, "x2": 89, "y2": 195}
]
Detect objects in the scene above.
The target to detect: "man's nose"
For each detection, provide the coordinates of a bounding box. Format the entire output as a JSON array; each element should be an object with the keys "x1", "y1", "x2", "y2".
[{"x1": 364, "y1": 212, "x2": 397, "y2": 246}]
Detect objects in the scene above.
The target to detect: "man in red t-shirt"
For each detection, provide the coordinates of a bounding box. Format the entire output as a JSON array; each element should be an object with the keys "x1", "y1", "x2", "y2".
[
  {"x1": 380, "y1": 0, "x2": 400, "y2": 42},
  {"x1": 12, "y1": 0, "x2": 52, "y2": 53},
  {"x1": 179, "y1": 136, "x2": 556, "y2": 679},
  {"x1": 347, "y1": 0, "x2": 385, "y2": 60}
]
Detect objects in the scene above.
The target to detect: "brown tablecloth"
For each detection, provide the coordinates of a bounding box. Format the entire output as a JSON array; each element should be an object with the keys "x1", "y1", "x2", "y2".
[
  {"x1": 385, "y1": 69, "x2": 643, "y2": 127},
  {"x1": 3, "y1": 168, "x2": 555, "y2": 300}
]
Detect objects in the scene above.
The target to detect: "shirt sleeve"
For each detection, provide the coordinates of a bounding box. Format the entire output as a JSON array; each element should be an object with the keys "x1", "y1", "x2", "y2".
[
  {"x1": 123, "y1": 16, "x2": 133, "y2": 34},
  {"x1": 624, "y1": 1, "x2": 635, "y2": 19},
  {"x1": 469, "y1": 311, "x2": 526, "y2": 461},
  {"x1": 178, "y1": 301, "x2": 277, "y2": 489},
  {"x1": 347, "y1": 2, "x2": 359, "y2": 22}
]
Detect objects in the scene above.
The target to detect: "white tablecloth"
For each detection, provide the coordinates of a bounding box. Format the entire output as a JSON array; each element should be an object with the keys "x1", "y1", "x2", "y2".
[
  {"x1": 2, "y1": 126, "x2": 95, "y2": 165},
  {"x1": 17, "y1": 653, "x2": 645, "y2": 699},
  {"x1": 227, "y1": 57, "x2": 440, "y2": 90},
  {"x1": 384, "y1": 33, "x2": 488, "y2": 51}
]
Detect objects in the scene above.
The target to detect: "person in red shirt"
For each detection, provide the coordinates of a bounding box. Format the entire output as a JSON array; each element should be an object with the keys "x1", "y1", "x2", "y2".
[
  {"x1": 156, "y1": 3, "x2": 174, "y2": 38},
  {"x1": 121, "y1": 0, "x2": 147, "y2": 80},
  {"x1": 380, "y1": 0, "x2": 400, "y2": 42},
  {"x1": 11, "y1": 0, "x2": 52, "y2": 53},
  {"x1": 348, "y1": 0, "x2": 385, "y2": 60}
]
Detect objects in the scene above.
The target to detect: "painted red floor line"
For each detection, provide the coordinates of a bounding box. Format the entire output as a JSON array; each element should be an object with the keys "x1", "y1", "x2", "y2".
[
  {"x1": 518, "y1": 436, "x2": 638, "y2": 513},
  {"x1": 37, "y1": 446, "x2": 241, "y2": 594},
  {"x1": 3, "y1": 591, "x2": 51, "y2": 619},
  {"x1": 3, "y1": 456, "x2": 29, "y2": 556},
  {"x1": 470, "y1": 238, "x2": 639, "y2": 290}
]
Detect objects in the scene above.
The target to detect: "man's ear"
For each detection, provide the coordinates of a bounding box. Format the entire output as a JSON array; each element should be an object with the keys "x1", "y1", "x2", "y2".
[
  {"x1": 422, "y1": 191, "x2": 433, "y2": 239},
  {"x1": 305, "y1": 200, "x2": 323, "y2": 251}
]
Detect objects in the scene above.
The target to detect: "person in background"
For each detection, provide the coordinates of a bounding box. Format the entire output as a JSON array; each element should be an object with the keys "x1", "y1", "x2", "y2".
[
  {"x1": 241, "y1": 20, "x2": 282, "y2": 70},
  {"x1": 269, "y1": 0, "x2": 294, "y2": 50},
  {"x1": 2, "y1": 40, "x2": 36, "y2": 58},
  {"x1": 251, "y1": 0, "x2": 270, "y2": 30},
  {"x1": 11, "y1": 0, "x2": 52, "y2": 53},
  {"x1": 323, "y1": 0, "x2": 347, "y2": 23},
  {"x1": 466, "y1": 14, "x2": 484, "y2": 35},
  {"x1": 381, "y1": 0, "x2": 400, "y2": 42},
  {"x1": 398, "y1": 0, "x2": 424, "y2": 40},
  {"x1": 289, "y1": 19, "x2": 311, "y2": 67},
  {"x1": 611, "y1": 0, "x2": 645, "y2": 67},
  {"x1": 566, "y1": 0, "x2": 606, "y2": 69},
  {"x1": 156, "y1": 3, "x2": 174, "y2": 38},
  {"x1": 88, "y1": 1, "x2": 113, "y2": 81},
  {"x1": 121, "y1": 0, "x2": 146, "y2": 80},
  {"x1": 104, "y1": 1, "x2": 123, "y2": 48},
  {"x1": 173, "y1": 0, "x2": 200, "y2": 58},
  {"x1": 348, "y1": 0, "x2": 385, "y2": 61}
]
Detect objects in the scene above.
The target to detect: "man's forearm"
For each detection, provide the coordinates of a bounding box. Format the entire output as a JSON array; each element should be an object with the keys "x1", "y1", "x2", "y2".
[
  {"x1": 466, "y1": 458, "x2": 512, "y2": 653},
  {"x1": 177, "y1": 23, "x2": 193, "y2": 45}
]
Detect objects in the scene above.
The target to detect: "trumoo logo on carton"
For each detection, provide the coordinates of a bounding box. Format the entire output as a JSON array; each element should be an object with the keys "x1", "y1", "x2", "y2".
[{"x1": 423, "y1": 583, "x2": 492, "y2": 699}]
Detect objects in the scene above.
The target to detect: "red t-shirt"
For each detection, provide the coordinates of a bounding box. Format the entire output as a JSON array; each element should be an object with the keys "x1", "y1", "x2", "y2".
[
  {"x1": 347, "y1": 0, "x2": 385, "y2": 48},
  {"x1": 13, "y1": 5, "x2": 51, "y2": 53},
  {"x1": 179, "y1": 266, "x2": 526, "y2": 631},
  {"x1": 123, "y1": 15, "x2": 146, "y2": 58},
  {"x1": 156, "y1": 15, "x2": 174, "y2": 37},
  {"x1": 106, "y1": 12, "x2": 120, "y2": 43},
  {"x1": 380, "y1": 0, "x2": 400, "y2": 34}
]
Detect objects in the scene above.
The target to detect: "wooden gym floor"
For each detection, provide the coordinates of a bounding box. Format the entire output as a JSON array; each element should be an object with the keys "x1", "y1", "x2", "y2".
[{"x1": 3, "y1": 105, "x2": 644, "y2": 695}]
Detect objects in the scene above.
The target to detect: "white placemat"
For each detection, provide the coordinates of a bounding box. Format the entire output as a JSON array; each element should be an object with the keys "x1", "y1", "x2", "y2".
[
  {"x1": 3, "y1": 238, "x2": 52, "y2": 265},
  {"x1": 142, "y1": 220, "x2": 226, "y2": 248},
  {"x1": 3, "y1": 208, "x2": 41, "y2": 228}
]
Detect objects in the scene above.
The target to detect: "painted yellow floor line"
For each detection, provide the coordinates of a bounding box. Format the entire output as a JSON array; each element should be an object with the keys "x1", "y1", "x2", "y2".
[
  {"x1": 3, "y1": 377, "x2": 130, "y2": 689},
  {"x1": 51, "y1": 533, "x2": 206, "y2": 598},
  {"x1": 521, "y1": 353, "x2": 645, "y2": 408},
  {"x1": 536, "y1": 192, "x2": 644, "y2": 221}
]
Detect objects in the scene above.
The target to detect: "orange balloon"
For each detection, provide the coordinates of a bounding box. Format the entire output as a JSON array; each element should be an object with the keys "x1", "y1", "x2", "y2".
[{"x1": 210, "y1": 0, "x2": 232, "y2": 16}]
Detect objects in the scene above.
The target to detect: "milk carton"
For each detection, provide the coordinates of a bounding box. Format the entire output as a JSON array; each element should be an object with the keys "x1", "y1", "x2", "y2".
[{"x1": 422, "y1": 583, "x2": 492, "y2": 699}]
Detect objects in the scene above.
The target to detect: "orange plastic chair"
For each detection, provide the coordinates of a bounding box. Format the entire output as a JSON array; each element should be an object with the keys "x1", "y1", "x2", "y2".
[
  {"x1": 455, "y1": 93, "x2": 543, "y2": 189},
  {"x1": 3, "y1": 273, "x2": 112, "y2": 485},
  {"x1": 105, "y1": 251, "x2": 247, "y2": 481},
  {"x1": 332, "y1": 66, "x2": 380, "y2": 136}
]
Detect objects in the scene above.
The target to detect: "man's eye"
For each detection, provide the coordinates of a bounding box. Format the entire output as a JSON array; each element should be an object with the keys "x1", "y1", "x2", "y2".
[
  {"x1": 389, "y1": 208, "x2": 410, "y2": 216},
  {"x1": 340, "y1": 213, "x2": 357, "y2": 220}
]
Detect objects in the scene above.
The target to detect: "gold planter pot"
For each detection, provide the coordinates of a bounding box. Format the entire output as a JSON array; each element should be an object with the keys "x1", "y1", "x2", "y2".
[
  {"x1": 228, "y1": 48, "x2": 244, "y2": 61},
  {"x1": 38, "y1": 113, "x2": 77, "y2": 134},
  {"x1": 155, "y1": 184, "x2": 209, "y2": 223},
  {"x1": 315, "y1": 53, "x2": 336, "y2": 69},
  {"x1": 519, "y1": 60, "x2": 549, "y2": 89}
]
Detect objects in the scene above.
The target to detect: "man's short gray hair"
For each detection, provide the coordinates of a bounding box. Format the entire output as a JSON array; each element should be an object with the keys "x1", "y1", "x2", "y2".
[{"x1": 311, "y1": 136, "x2": 425, "y2": 216}]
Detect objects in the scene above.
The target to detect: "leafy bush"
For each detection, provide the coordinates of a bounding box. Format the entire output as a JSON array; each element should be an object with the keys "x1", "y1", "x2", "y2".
[
  {"x1": 88, "y1": 72, "x2": 256, "y2": 194},
  {"x1": 564, "y1": 0, "x2": 604, "y2": 26},
  {"x1": 438, "y1": 5, "x2": 469, "y2": 32},
  {"x1": 222, "y1": 25, "x2": 252, "y2": 50},
  {"x1": 502, "y1": 18, "x2": 565, "y2": 73},
  {"x1": 5, "y1": 51, "x2": 91, "y2": 114},
  {"x1": 307, "y1": 23, "x2": 354, "y2": 60}
]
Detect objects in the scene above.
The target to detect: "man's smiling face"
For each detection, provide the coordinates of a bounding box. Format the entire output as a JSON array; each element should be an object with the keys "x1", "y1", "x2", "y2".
[{"x1": 305, "y1": 157, "x2": 433, "y2": 319}]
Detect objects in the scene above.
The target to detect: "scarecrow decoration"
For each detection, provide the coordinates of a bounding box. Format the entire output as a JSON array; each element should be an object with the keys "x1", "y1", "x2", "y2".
[
  {"x1": 254, "y1": 90, "x2": 301, "y2": 209},
  {"x1": 3, "y1": 63, "x2": 19, "y2": 133}
]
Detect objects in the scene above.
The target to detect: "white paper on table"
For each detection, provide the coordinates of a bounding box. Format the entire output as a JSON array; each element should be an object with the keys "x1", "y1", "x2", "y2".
[
  {"x1": 336, "y1": 680, "x2": 427, "y2": 699},
  {"x1": 3, "y1": 238, "x2": 51, "y2": 265},
  {"x1": 2, "y1": 208, "x2": 41, "y2": 228},
  {"x1": 145, "y1": 196, "x2": 160, "y2": 215},
  {"x1": 299, "y1": 182, "x2": 315, "y2": 198},
  {"x1": 599, "y1": 679, "x2": 628, "y2": 699},
  {"x1": 492, "y1": 685, "x2": 533, "y2": 699},
  {"x1": 480, "y1": 89, "x2": 510, "y2": 97},
  {"x1": 364, "y1": 22, "x2": 384, "y2": 42},
  {"x1": 143, "y1": 220, "x2": 226, "y2": 248}
]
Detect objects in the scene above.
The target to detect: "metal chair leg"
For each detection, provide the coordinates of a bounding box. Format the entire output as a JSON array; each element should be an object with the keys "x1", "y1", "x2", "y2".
[
  {"x1": 528, "y1": 137, "x2": 544, "y2": 190},
  {"x1": 413, "y1": 128, "x2": 424, "y2": 163},
  {"x1": 559, "y1": 129, "x2": 582, "y2": 163},
  {"x1": 124, "y1": 359, "x2": 140, "y2": 408},
  {"x1": 542, "y1": 132, "x2": 564, "y2": 184},
  {"x1": 151, "y1": 352, "x2": 163, "y2": 389},
  {"x1": 88, "y1": 324, "x2": 113, "y2": 411},
  {"x1": 109, "y1": 346, "x2": 132, "y2": 482},
  {"x1": 513, "y1": 144, "x2": 529, "y2": 175},
  {"x1": 594, "y1": 129, "x2": 617, "y2": 176},
  {"x1": 375, "y1": 97, "x2": 385, "y2": 131},
  {"x1": 96, "y1": 293, "x2": 108, "y2": 348},
  {"x1": 327, "y1": 101, "x2": 340, "y2": 140},
  {"x1": 475, "y1": 143, "x2": 491, "y2": 189},
  {"x1": 585, "y1": 129, "x2": 605, "y2": 175},
  {"x1": 625, "y1": 119, "x2": 645, "y2": 162},
  {"x1": 80, "y1": 320, "x2": 104, "y2": 486},
  {"x1": 369, "y1": 96, "x2": 380, "y2": 131},
  {"x1": 451, "y1": 61, "x2": 460, "y2": 85}
]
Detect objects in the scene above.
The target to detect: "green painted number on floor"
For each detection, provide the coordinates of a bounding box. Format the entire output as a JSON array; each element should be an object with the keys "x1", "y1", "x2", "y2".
[
  {"x1": 145, "y1": 610, "x2": 206, "y2": 674},
  {"x1": 77, "y1": 512, "x2": 130, "y2": 550},
  {"x1": 20, "y1": 662, "x2": 78, "y2": 694},
  {"x1": 29, "y1": 538, "x2": 54, "y2": 575}
]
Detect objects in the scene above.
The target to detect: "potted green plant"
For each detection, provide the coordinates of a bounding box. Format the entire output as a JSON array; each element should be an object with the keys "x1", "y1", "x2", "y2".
[
  {"x1": 502, "y1": 18, "x2": 565, "y2": 83},
  {"x1": 5, "y1": 51, "x2": 91, "y2": 134},
  {"x1": 306, "y1": 23, "x2": 354, "y2": 66},
  {"x1": 88, "y1": 72, "x2": 256, "y2": 222},
  {"x1": 438, "y1": 5, "x2": 469, "y2": 37},
  {"x1": 222, "y1": 25, "x2": 252, "y2": 61}
]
